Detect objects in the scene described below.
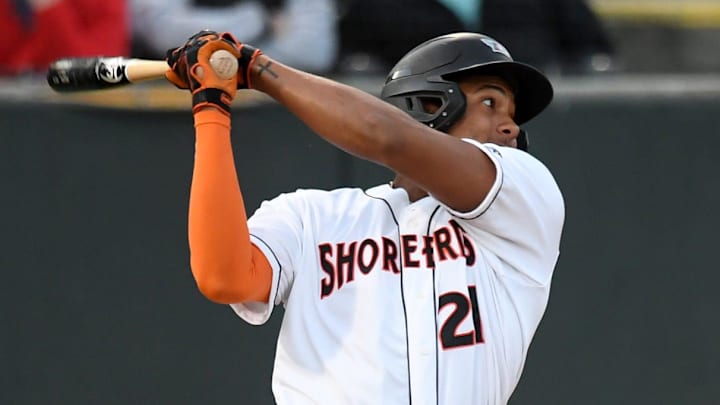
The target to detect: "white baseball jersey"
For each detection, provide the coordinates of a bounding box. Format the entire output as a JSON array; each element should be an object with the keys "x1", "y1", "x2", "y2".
[{"x1": 231, "y1": 139, "x2": 565, "y2": 405}]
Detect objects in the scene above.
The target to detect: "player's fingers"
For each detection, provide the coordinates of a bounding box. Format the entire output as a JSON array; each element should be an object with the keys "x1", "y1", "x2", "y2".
[
  {"x1": 220, "y1": 32, "x2": 241, "y2": 47},
  {"x1": 165, "y1": 69, "x2": 188, "y2": 89}
]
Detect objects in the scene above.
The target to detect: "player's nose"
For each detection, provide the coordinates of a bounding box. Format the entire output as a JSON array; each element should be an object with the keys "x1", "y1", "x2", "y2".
[{"x1": 497, "y1": 120, "x2": 521, "y2": 143}]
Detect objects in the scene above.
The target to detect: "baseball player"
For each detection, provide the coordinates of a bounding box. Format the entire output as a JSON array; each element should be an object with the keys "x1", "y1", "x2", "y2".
[{"x1": 165, "y1": 30, "x2": 564, "y2": 405}]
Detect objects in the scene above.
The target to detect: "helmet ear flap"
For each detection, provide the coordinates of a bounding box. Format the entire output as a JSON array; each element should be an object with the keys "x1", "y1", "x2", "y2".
[
  {"x1": 431, "y1": 81, "x2": 466, "y2": 132},
  {"x1": 397, "y1": 94, "x2": 443, "y2": 125},
  {"x1": 383, "y1": 80, "x2": 466, "y2": 132}
]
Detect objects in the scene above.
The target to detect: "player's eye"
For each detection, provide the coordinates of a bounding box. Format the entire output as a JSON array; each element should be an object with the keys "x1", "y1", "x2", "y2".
[{"x1": 482, "y1": 98, "x2": 495, "y2": 108}]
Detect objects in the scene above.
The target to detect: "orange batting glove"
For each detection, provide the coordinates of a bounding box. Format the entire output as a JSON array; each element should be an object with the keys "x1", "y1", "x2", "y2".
[
  {"x1": 235, "y1": 41, "x2": 262, "y2": 89},
  {"x1": 165, "y1": 30, "x2": 240, "y2": 115}
]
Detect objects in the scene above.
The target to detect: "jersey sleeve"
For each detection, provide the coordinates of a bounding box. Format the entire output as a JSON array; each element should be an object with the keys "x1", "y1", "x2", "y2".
[
  {"x1": 229, "y1": 192, "x2": 303, "y2": 324},
  {"x1": 446, "y1": 139, "x2": 565, "y2": 286}
]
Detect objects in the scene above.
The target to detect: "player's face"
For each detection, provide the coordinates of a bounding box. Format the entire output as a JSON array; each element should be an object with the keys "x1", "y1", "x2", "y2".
[{"x1": 447, "y1": 76, "x2": 520, "y2": 148}]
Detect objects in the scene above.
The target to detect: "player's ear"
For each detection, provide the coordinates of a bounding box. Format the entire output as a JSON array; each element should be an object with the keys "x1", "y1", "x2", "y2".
[{"x1": 517, "y1": 129, "x2": 530, "y2": 151}]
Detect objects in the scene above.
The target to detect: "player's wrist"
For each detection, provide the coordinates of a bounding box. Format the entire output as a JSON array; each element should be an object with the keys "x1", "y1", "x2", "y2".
[
  {"x1": 193, "y1": 106, "x2": 231, "y2": 128},
  {"x1": 246, "y1": 54, "x2": 275, "y2": 93}
]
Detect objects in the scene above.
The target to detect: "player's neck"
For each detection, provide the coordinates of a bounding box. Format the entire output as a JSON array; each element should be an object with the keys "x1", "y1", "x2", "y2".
[{"x1": 390, "y1": 176, "x2": 428, "y2": 202}]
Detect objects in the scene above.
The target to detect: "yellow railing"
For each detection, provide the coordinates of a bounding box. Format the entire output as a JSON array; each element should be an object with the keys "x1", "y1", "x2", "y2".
[{"x1": 590, "y1": 0, "x2": 720, "y2": 27}]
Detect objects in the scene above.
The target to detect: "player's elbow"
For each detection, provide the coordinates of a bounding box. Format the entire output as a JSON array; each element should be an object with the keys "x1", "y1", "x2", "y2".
[
  {"x1": 192, "y1": 268, "x2": 253, "y2": 304},
  {"x1": 195, "y1": 278, "x2": 235, "y2": 304},
  {"x1": 190, "y1": 247, "x2": 272, "y2": 304}
]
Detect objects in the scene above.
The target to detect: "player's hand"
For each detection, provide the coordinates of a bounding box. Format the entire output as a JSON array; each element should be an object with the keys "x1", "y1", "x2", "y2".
[
  {"x1": 165, "y1": 30, "x2": 240, "y2": 115},
  {"x1": 235, "y1": 41, "x2": 262, "y2": 90}
]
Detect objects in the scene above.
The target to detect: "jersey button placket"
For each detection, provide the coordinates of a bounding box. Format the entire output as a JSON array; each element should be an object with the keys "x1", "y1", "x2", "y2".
[{"x1": 398, "y1": 207, "x2": 437, "y2": 405}]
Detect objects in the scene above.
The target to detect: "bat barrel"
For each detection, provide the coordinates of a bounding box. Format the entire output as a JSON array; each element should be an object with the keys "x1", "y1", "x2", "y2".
[{"x1": 47, "y1": 57, "x2": 132, "y2": 92}]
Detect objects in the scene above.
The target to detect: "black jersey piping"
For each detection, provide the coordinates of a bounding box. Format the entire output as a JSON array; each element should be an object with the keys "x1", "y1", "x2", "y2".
[
  {"x1": 363, "y1": 190, "x2": 412, "y2": 405},
  {"x1": 426, "y1": 205, "x2": 442, "y2": 405},
  {"x1": 249, "y1": 234, "x2": 283, "y2": 306}
]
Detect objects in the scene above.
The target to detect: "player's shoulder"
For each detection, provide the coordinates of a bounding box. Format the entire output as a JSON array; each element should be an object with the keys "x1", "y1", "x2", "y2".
[
  {"x1": 483, "y1": 143, "x2": 557, "y2": 180},
  {"x1": 478, "y1": 143, "x2": 563, "y2": 206},
  {"x1": 269, "y1": 186, "x2": 377, "y2": 208},
  {"x1": 482, "y1": 142, "x2": 544, "y2": 163},
  {"x1": 291, "y1": 186, "x2": 368, "y2": 199},
  {"x1": 462, "y1": 138, "x2": 550, "y2": 171}
]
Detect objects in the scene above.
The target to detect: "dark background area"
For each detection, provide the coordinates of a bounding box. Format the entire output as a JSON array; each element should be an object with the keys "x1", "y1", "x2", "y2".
[{"x1": 1, "y1": 93, "x2": 718, "y2": 404}]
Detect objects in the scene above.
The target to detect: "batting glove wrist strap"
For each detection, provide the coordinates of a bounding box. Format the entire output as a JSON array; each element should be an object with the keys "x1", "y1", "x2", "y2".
[{"x1": 192, "y1": 88, "x2": 233, "y2": 114}]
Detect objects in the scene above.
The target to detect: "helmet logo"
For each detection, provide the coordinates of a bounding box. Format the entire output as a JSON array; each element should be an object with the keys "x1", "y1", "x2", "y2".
[
  {"x1": 480, "y1": 38, "x2": 511, "y2": 59},
  {"x1": 390, "y1": 68, "x2": 412, "y2": 80}
]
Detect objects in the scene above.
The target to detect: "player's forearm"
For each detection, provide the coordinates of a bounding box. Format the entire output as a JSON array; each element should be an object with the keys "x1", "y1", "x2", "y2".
[
  {"x1": 189, "y1": 109, "x2": 270, "y2": 304},
  {"x1": 249, "y1": 55, "x2": 421, "y2": 166}
]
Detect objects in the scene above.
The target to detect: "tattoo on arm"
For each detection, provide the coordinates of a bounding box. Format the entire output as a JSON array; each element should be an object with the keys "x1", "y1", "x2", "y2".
[{"x1": 257, "y1": 61, "x2": 279, "y2": 79}]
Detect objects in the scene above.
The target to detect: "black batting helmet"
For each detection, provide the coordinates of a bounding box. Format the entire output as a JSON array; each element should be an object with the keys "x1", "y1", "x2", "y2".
[{"x1": 380, "y1": 32, "x2": 553, "y2": 133}]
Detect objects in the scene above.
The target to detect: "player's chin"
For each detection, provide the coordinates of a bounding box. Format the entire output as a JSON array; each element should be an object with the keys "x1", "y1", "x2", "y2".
[{"x1": 491, "y1": 134, "x2": 517, "y2": 148}]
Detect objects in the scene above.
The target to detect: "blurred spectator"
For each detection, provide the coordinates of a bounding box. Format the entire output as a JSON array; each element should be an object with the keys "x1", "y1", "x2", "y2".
[
  {"x1": 337, "y1": 0, "x2": 464, "y2": 74},
  {"x1": 0, "y1": 0, "x2": 129, "y2": 75},
  {"x1": 131, "y1": 0, "x2": 338, "y2": 73},
  {"x1": 337, "y1": 0, "x2": 616, "y2": 75},
  {"x1": 480, "y1": 0, "x2": 616, "y2": 75}
]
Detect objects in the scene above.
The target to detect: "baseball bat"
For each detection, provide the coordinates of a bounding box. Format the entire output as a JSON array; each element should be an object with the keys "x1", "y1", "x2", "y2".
[{"x1": 47, "y1": 57, "x2": 168, "y2": 92}]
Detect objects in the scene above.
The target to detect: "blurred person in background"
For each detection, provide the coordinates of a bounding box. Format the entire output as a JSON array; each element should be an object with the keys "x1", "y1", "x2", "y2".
[
  {"x1": 338, "y1": 0, "x2": 616, "y2": 75},
  {"x1": 131, "y1": 0, "x2": 337, "y2": 73},
  {"x1": 480, "y1": 0, "x2": 617, "y2": 75},
  {"x1": 0, "y1": 0, "x2": 129, "y2": 75},
  {"x1": 337, "y1": 0, "x2": 465, "y2": 74}
]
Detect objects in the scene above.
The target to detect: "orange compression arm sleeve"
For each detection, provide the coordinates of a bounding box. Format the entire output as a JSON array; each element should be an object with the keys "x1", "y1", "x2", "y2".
[{"x1": 188, "y1": 108, "x2": 272, "y2": 304}]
